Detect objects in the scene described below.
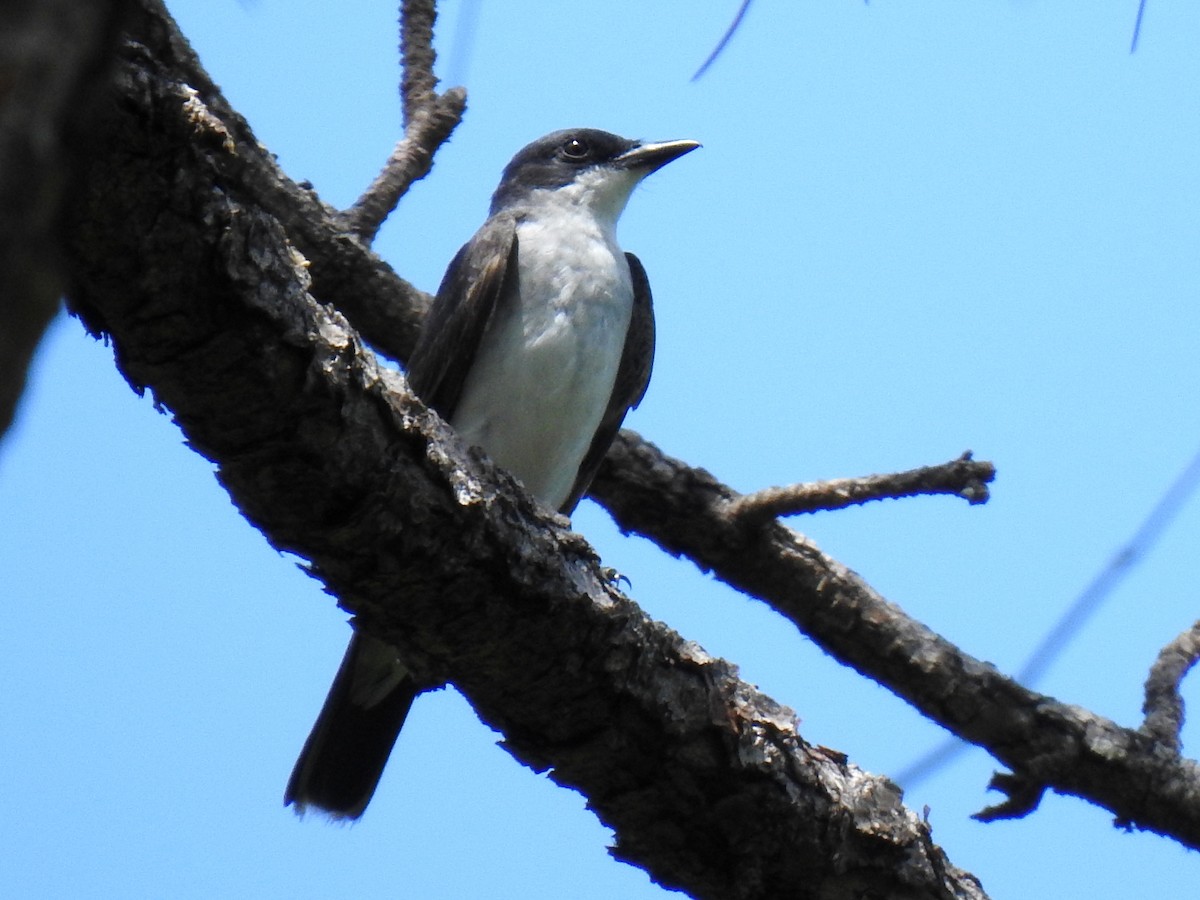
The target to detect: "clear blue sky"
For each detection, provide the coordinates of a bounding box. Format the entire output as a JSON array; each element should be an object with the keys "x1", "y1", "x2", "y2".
[{"x1": 3, "y1": 1, "x2": 1199, "y2": 897}]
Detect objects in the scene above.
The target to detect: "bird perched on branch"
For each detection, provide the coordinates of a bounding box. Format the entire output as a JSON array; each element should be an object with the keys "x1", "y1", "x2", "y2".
[{"x1": 286, "y1": 127, "x2": 700, "y2": 819}]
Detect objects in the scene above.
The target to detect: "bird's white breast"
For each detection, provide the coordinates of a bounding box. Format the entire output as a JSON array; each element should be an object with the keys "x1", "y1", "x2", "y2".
[{"x1": 450, "y1": 204, "x2": 634, "y2": 511}]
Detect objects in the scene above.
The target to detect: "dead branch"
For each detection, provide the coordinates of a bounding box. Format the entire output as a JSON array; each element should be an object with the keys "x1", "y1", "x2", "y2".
[
  {"x1": 340, "y1": 93, "x2": 466, "y2": 243},
  {"x1": 726, "y1": 452, "x2": 994, "y2": 524},
  {"x1": 590, "y1": 433, "x2": 1200, "y2": 847},
  {"x1": 399, "y1": 0, "x2": 439, "y2": 120},
  {"x1": 1142, "y1": 620, "x2": 1200, "y2": 754},
  {"x1": 340, "y1": 0, "x2": 466, "y2": 243}
]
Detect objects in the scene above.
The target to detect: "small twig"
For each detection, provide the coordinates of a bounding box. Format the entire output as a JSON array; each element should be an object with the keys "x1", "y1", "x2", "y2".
[
  {"x1": 341, "y1": 0, "x2": 466, "y2": 243},
  {"x1": 973, "y1": 772, "x2": 1045, "y2": 823},
  {"x1": 340, "y1": 90, "x2": 466, "y2": 242},
  {"x1": 726, "y1": 452, "x2": 994, "y2": 525},
  {"x1": 1141, "y1": 620, "x2": 1200, "y2": 754},
  {"x1": 400, "y1": 0, "x2": 438, "y2": 124}
]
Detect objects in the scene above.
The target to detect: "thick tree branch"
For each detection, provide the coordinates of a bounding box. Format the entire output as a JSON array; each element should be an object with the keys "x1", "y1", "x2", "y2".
[
  {"x1": 107, "y1": 3, "x2": 432, "y2": 360},
  {"x1": 59, "y1": 2, "x2": 986, "y2": 897},
  {"x1": 590, "y1": 434, "x2": 1200, "y2": 847}
]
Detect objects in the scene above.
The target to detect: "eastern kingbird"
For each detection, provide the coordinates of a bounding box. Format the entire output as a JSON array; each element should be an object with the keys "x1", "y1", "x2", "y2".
[{"x1": 285, "y1": 128, "x2": 699, "y2": 819}]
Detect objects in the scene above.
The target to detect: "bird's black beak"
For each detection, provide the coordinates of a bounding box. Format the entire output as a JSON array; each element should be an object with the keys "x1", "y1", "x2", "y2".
[{"x1": 615, "y1": 139, "x2": 701, "y2": 174}]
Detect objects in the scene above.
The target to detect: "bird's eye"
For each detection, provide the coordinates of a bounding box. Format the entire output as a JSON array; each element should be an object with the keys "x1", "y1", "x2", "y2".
[{"x1": 560, "y1": 137, "x2": 590, "y2": 160}]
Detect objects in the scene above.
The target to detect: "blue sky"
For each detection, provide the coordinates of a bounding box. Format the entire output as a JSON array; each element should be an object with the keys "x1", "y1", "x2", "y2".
[{"x1": 3, "y1": 1, "x2": 1200, "y2": 897}]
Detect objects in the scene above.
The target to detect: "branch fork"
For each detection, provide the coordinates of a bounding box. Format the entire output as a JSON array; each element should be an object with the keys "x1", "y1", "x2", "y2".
[{"x1": 340, "y1": 0, "x2": 466, "y2": 243}]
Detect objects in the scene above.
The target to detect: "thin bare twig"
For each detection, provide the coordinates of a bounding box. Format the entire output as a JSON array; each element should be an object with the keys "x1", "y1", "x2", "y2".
[
  {"x1": 1141, "y1": 620, "x2": 1200, "y2": 754},
  {"x1": 340, "y1": 90, "x2": 466, "y2": 243},
  {"x1": 726, "y1": 451, "x2": 993, "y2": 525},
  {"x1": 342, "y1": 0, "x2": 466, "y2": 243},
  {"x1": 400, "y1": 0, "x2": 438, "y2": 123}
]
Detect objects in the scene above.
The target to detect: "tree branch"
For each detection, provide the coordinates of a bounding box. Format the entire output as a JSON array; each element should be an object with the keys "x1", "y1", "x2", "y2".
[
  {"x1": 399, "y1": 0, "x2": 439, "y2": 121},
  {"x1": 58, "y1": 2, "x2": 987, "y2": 897},
  {"x1": 726, "y1": 452, "x2": 993, "y2": 525},
  {"x1": 340, "y1": 0, "x2": 466, "y2": 243},
  {"x1": 340, "y1": 91, "x2": 466, "y2": 243},
  {"x1": 1141, "y1": 620, "x2": 1200, "y2": 754},
  {"x1": 590, "y1": 433, "x2": 1200, "y2": 847}
]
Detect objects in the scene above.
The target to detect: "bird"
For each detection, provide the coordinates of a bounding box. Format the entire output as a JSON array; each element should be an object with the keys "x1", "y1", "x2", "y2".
[{"x1": 285, "y1": 127, "x2": 700, "y2": 819}]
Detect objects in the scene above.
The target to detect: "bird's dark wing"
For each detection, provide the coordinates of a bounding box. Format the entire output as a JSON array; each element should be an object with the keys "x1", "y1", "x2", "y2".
[
  {"x1": 406, "y1": 213, "x2": 520, "y2": 420},
  {"x1": 560, "y1": 251, "x2": 656, "y2": 514}
]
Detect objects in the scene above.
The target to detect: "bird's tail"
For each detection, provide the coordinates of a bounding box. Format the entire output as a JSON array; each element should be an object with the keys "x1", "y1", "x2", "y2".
[{"x1": 285, "y1": 633, "x2": 418, "y2": 819}]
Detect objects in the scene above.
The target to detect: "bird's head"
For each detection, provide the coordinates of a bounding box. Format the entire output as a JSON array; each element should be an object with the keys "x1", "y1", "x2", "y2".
[{"x1": 489, "y1": 128, "x2": 700, "y2": 225}]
